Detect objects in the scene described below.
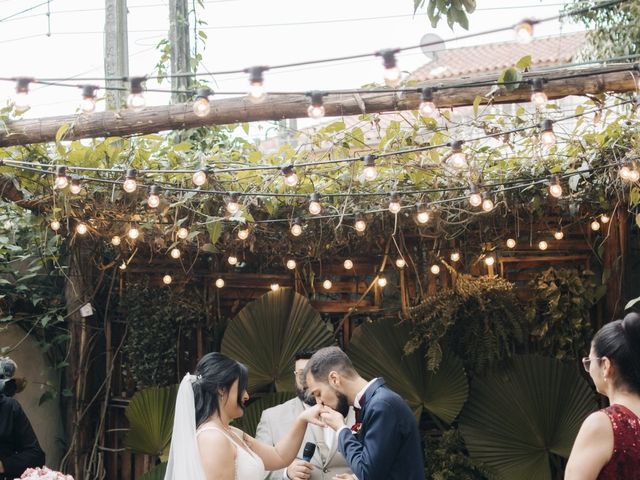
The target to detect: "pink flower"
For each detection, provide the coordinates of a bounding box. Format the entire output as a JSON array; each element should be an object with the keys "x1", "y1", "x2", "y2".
[{"x1": 15, "y1": 466, "x2": 74, "y2": 480}]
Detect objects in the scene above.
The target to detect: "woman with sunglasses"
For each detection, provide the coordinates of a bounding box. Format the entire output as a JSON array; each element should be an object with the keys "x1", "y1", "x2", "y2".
[{"x1": 565, "y1": 311, "x2": 640, "y2": 480}]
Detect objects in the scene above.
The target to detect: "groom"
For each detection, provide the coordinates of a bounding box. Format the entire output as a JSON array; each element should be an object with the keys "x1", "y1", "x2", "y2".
[{"x1": 304, "y1": 347, "x2": 424, "y2": 480}]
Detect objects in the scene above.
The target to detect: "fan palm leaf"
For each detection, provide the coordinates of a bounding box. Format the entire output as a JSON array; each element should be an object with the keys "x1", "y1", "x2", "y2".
[
  {"x1": 348, "y1": 318, "x2": 468, "y2": 424},
  {"x1": 124, "y1": 384, "x2": 178, "y2": 457},
  {"x1": 221, "y1": 288, "x2": 334, "y2": 393},
  {"x1": 458, "y1": 355, "x2": 597, "y2": 480},
  {"x1": 139, "y1": 462, "x2": 167, "y2": 480}
]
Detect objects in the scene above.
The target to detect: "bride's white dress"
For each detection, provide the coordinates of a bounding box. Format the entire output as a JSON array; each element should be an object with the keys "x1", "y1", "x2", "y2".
[{"x1": 196, "y1": 426, "x2": 265, "y2": 480}]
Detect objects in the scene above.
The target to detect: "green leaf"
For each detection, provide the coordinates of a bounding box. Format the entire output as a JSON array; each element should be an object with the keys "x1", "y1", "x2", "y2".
[
  {"x1": 55, "y1": 123, "x2": 71, "y2": 144},
  {"x1": 515, "y1": 55, "x2": 532, "y2": 69},
  {"x1": 206, "y1": 220, "x2": 223, "y2": 244},
  {"x1": 39, "y1": 391, "x2": 55, "y2": 406},
  {"x1": 125, "y1": 385, "x2": 178, "y2": 456},
  {"x1": 200, "y1": 243, "x2": 218, "y2": 253},
  {"x1": 172, "y1": 142, "x2": 191, "y2": 152},
  {"x1": 472, "y1": 95, "x2": 482, "y2": 117}
]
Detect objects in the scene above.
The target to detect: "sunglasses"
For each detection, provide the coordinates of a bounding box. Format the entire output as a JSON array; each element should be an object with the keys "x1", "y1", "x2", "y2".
[{"x1": 581, "y1": 356, "x2": 603, "y2": 372}]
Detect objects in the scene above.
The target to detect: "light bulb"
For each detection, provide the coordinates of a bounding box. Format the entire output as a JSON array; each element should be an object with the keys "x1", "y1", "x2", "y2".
[
  {"x1": 377, "y1": 276, "x2": 387, "y2": 287},
  {"x1": 111, "y1": 235, "x2": 121, "y2": 246},
  {"x1": 531, "y1": 91, "x2": 548, "y2": 108},
  {"x1": 469, "y1": 192, "x2": 482, "y2": 207},
  {"x1": 286, "y1": 259, "x2": 297, "y2": 270},
  {"x1": 451, "y1": 152, "x2": 467, "y2": 169},
  {"x1": 14, "y1": 78, "x2": 31, "y2": 111},
  {"x1": 591, "y1": 220, "x2": 601, "y2": 231},
  {"x1": 127, "y1": 93, "x2": 146, "y2": 111},
  {"x1": 148, "y1": 193, "x2": 160, "y2": 208},
  {"x1": 193, "y1": 88, "x2": 212, "y2": 117},
  {"x1": 419, "y1": 101, "x2": 437, "y2": 118},
  {"x1": 226, "y1": 194, "x2": 240, "y2": 214},
  {"x1": 80, "y1": 97, "x2": 96, "y2": 114},
  {"x1": 291, "y1": 222, "x2": 303, "y2": 237},
  {"x1": 363, "y1": 155, "x2": 378, "y2": 181},
  {"x1": 541, "y1": 130, "x2": 556, "y2": 147},
  {"x1": 484, "y1": 256, "x2": 495, "y2": 266},
  {"x1": 389, "y1": 201, "x2": 401, "y2": 214},
  {"x1": 549, "y1": 184, "x2": 563, "y2": 199},
  {"x1": 177, "y1": 227, "x2": 189, "y2": 239},
  {"x1": 395, "y1": 258, "x2": 406, "y2": 268},
  {"x1": 307, "y1": 104, "x2": 325, "y2": 119},
  {"x1": 619, "y1": 165, "x2": 632, "y2": 180},
  {"x1": 270, "y1": 283, "x2": 280, "y2": 291},
  {"x1": 249, "y1": 82, "x2": 265, "y2": 102},
  {"x1": 55, "y1": 175, "x2": 69, "y2": 190},
  {"x1": 430, "y1": 264, "x2": 440, "y2": 275},
  {"x1": 123, "y1": 178, "x2": 137, "y2": 193},
  {"x1": 482, "y1": 198, "x2": 494, "y2": 212},
  {"x1": 450, "y1": 252, "x2": 460, "y2": 262},
  {"x1": 192, "y1": 169, "x2": 207, "y2": 186},
  {"x1": 343, "y1": 259, "x2": 354, "y2": 270},
  {"x1": 119, "y1": 261, "x2": 127, "y2": 271},
  {"x1": 170, "y1": 248, "x2": 181, "y2": 259},
  {"x1": 630, "y1": 169, "x2": 640, "y2": 182},
  {"x1": 70, "y1": 179, "x2": 82, "y2": 195},
  {"x1": 538, "y1": 240, "x2": 548, "y2": 250},
  {"x1": 76, "y1": 222, "x2": 88, "y2": 235},
  {"x1": 515, "y1": 20, "x2": 534, "y2": 43},
  {"x1": 600, "y1": 214, "x2": 610, "y2": 224},
  {"x1": 323, "y1": 279, "x2": 332, "y2": 290},
  {"x1": 228, "y1": 255, "x2": 238, "y2": 266},
  {"x1": 128, "y1": 227, "x2": 140, "y2": 240},
  {"x1": 50, "y1": 220, "x2": 61, "y2": 231},
  {"x1": 284, "y1": 172, "x2": 299, "y2": 187},
  {"x1": 377, "y1": 49, "x2": 401, "y2": 87},
  {"x1": 238, "y1": 228, "x2": 249, "y2": 240},
  {"x1": 384, "y1": 67, "x2": 401, "y2": 88},
  {"x1": 215, "y1": 278, "x2": 225, "y2": 288},
  {"x1": 355, "y1": 219, "x2": 366, "y2": 232},
  {"x1": 554, "y1": 231, "x2": 564, "y2": 240},
  {"x1": 506, "y1": 238, "x2": 516, "y2": 249},
  {"x1": 162, "y1": 275, "x2": 172, "y2": 285},
  {"x1": 417, "y1": 211, "x2": 430, "y2": 224},
  {"x1": 308, "y1": 201, "x2": 321, "y2": 215}
]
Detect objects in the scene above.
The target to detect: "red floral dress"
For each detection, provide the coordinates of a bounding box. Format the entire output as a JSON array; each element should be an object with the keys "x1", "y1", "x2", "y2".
[{"x1": 597, "y1": 404, "x2": 640, "y2": 480}]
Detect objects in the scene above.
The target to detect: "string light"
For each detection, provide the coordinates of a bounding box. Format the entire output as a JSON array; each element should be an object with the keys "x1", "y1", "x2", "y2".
[
  {"x1": 76, "y1": 222, "x2": 88, "y2": 235},
  {"x1": 388, "y1": 192, "x2": 401, "y2": 214},
  {"x1": 419, "y1": 87, "x2": 437, "y2": 118},
  {"x1": 286, "y1": 259, "x2": 297, "y2": 270},
  {"x1": 376, "y1": 48, "x2": 401, "y2": 87},
  {"x1": 227, "y1": 254, "x2": 238, "y2": 266},
  {"x1": 554, "y1": 230, "x2": 564, "y2": 240},
  {"x1": 192, "y1": 167, "x2": 209, "y2": 186},
  {"x1": 343, "y1": 259, "x2": 354, "y2": 270},
  {"x1": 126, "y1": 77, "x2": 146, "y2": 111},
  {"x1": 449, "y1": 140, "x2": 467, "y2": 169},
  {"x1": 481, "y1": 193, "x2": 494, "y2": 212},
  {"x1": 54, "y1": 166, "x2": 69, "y2": 190},
  {"x1": 377, "y1": 276, "x2": 387, "y2": 287},
  {"x1": 600, "y1": 214, "x2": 610, "y2": 224},
  {"x1": 237, "y1": 226, "x2": 250, "y2": 240},
  {"x1": 430, "y1": 264, "x2": 440, "y2": 275},
  {"x1": 308, "y1": 193, "x2": 322, "y2": 215},
  {"x1": 170, "y1": 248, "x2": 181, "y2": 259},
  {"x1": 14, "y1": 77, "x2": 32, "y2": 111},
  {"x1": 69, "y1": 176, "x2": 82, "y2": 195},
  {"x1": 226, "y1": 192, "x2": 240, "y2": 214},
  {"x1": 147, "y1": 185, "x2": 161, "y2": 208},
  {"x1": 362, "y1": 155, "x2": 378, "y2": 181},
  {"x1": 80, "y1": 85, "x2": 98, "y2": 113},
  {"x1": 111, "y1": 235, "x2": 121, "y2": 246},
  {"x1": 450, "y1": 252, "x2": 460, "y2": 262},
  {"x1": 416, "y1": 203, "x2": 430, "y2": 224},
  {"x1": 515, "y1": 19, "x2": 534, "y2": 43},
  {"x1": 123, "y1": 169, "x2": 138, "y2": 193},
  {"x1": 549, "y1": 175, "x2": 563, "y2": 198},
  {"x1": 506, "y1": 238, "x2": 516, "y2": 249},
  {"x1": 162, "y1": 274, "x2": 172, "y2": 285},
  {"x1": 246, "y1": 66, "x2": 268, "y2": 103},
  {"x1": 306, "y1": 91, "x2": 326, "y2": 118},
  {"x1": 538, "y1": 240, "x2": 548, "y2": 250},
  {"x1": 281, "y1": 164, "x2": 298, "y2": 187},
  {"x1": 215, "y1": 278, "x2": 225, "y2": 288},
  {"x1": 322, "y1": 279, "x2": 332, "y2": 290},
  {"x1": 354, "y1": 214, "x2": 367, "y2": 232},
  {"x1": 50, "y1": 219, "x2": 61, "y2": 231},
  {"x1": 396, "y1": 258, "x2": 406, "y2": 268},
  {"x1": 591, "y1": 220, "x2": 601, "y2": 231},
  {"x1": 630, "y1": 168, "x2": 640, "y2": 182},
  {"x1": 619, "y1": 163, "x2": 632, "y2": 180},
  {"x1": 291, "y1": 218, "x2": 303, "y2": 237},
  {"x1": 193, "y1": 88, "x2": 212, "y2": 117},
  {"x1": 128, "y1": 225, "x2": 140, "y2": 240},
  {"x1": 540, "y1": 119, "x2": 556, "y2": 147},
  {"x1": 484, "y1": 255, "x2": 495, "y2": 266},
  {"x1": 530, "y1": 79, "x2": 547, "y2": 109},
  {"x1": 270, "y1": 283, "x2": 280, "y2": 291},
  {"x1": 177, "y1": 227, "x2": 189, "y2": 239},
  {"x1": 469, "y1": 184, "x2": 482, "y2": 207}
]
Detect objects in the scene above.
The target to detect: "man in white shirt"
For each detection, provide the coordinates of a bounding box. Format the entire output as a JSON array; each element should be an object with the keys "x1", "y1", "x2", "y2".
[{"x1": 256, "y1": 350, "x2": 355, "y2": 480}]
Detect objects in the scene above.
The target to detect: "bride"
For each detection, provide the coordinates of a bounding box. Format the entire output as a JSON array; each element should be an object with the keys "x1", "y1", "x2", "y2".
[{"x1": 164, "y1": 352, "x2": 324, "y2": 480}]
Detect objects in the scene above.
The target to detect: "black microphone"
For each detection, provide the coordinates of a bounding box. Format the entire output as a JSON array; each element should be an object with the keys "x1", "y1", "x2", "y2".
[{"x1": 302, "y1": 442, "x2": 316, "y2": 462}]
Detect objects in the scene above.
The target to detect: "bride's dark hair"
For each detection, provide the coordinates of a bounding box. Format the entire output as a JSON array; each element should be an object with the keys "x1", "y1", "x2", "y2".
[{"x1": 192, "y1": 352, "x2": 249, "y2": 428}]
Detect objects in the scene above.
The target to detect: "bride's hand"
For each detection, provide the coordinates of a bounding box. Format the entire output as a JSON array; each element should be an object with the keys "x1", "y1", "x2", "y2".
[{"x1": 298, "y1": 403, "x2": 326, "y2": 427}]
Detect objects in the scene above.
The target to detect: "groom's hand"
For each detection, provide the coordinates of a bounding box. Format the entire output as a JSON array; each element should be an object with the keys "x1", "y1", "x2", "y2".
[
  {"x1": 320, "y1": 406, "x2": 345, "y2": 431},
  {"x1": 286, "y1": 459, "x2": 313, "y2": 480}
]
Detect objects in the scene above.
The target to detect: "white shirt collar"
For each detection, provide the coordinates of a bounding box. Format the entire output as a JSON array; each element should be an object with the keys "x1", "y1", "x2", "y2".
[{"x1": 354, "y1": 378, "x2": 378, "y2": 409}]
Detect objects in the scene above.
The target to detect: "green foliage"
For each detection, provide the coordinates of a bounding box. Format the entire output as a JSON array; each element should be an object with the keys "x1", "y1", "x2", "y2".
[
  {"x1": 526, "y1": 268, "x2": 597, "y2": 360},
  {"x1": 121, "y1": 280, "x2": 205, "y2": 388},
  {"x1": 406, "y1": 274, "x2": 525, "y2": 375},
  {"x1": 139, "y1": 462, "x2": 167, "y2": 480},
  {"x1": 424, "y1": 429, "x2": 493, "y2": 480},
  {"x1": 414, "y1": 0, "x2": 476, "y2": 30}
]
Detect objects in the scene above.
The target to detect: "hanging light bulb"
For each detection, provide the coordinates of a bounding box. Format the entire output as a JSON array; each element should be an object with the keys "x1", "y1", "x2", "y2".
[
  {"x1": 540, "y1": 119, "x2": 556, "y2": 147},
  {"x1": 128, "y1": 225, "x2": 140, "y2": 240},
  {"x1": 481, "y1": 193, "x2": 495, "y2": 212},
  {"x1": 362, "y1": 155, "x2": 378, "y2": 181},
  {"x1": 343, "y1": 259, "x2": 354, "y2": 270},
  {"x1": 549, "y1": 175, "x2": 563, "y2": 199},
  {"x1": 54, "y1": 166, "x2": 69, "y2": 190},
  {"x1": 126, "y1": 77, "x2": 146, "y2": 111},
  {"x1": 270, "y1": 283, "x2": 280, "y2": 291},
  {"x1": 377, "y1": 276, "x2": 388, "y2": 287},
  {"x1": 215, "y1": 278, "x2": 225, "y2": 288},
  {"x1": 50, "y1": 219, "x2": 61, "y2": 231},
  {"x1": 450, "y1": 252, "x2": 461, "y2": 262},
  {"x1": 538, "y1": 240, "x2": 548, "y2": 250},
  {"x1": 170, "y1": 248, "x2": 181, "y2": 259},
  {"x1": 430, "y1": 264, "x2": 440, "y2": 275},
  {"x1": 237, "y1": 226, "x2": 249, "y2": 240},
  {"x1": 76, "y1": 222, "x2": 88, "y2": 235},
  {"x1": 119, "y1": 261, "x2": 127, "y2": 271},
  {"x1": 530, "y1": 79, "x2": 547, "y2": 109},
  {"x1": 286, "y1": 259, "x2": 297, "y2": 270},
  {"x1": 416, "y1": 203, "x2": 430, "y2": 224},
  {"x1": 419, "y1": 87, "x2": 437, "y2": 117},
  {"x1": 291, "y1": 218, "x2": 303, "y2": 237},
  {"x1": 111, "y1": 235, "x2": 121, "y2": 246},
  {"x1": 395, "y1": 258, "x2": 406, "y2": 268},
  {"x1": 227, "y1": 254, "x2": 238, "y2": 266},
  {"x1": 14, "y1": 77, "x2": 32, "y2": 112},
  {"x1": 322, "y1": 279, "x2": 332, "y2": 290},
  {"x1": 245, "y1": 66, "x2": 268, "y2": 103},
  {"x1": 308, "y1": 193, "x2": 322, "y2": 215},
  {"x1": 193, "y1": 88, "x2": 212, "y2": 117},
  {"x1": 376, "y1": 49, "x2": 401, "y2": 87},
  {"x1": 147, "y1": 185, "x2": 161, "y2": 208},
  {"x1": 506, "y1": 238, "x2": 516, "y2": 249},
  {"x1": 80, "y1": 85, "x2": 98, "y2": 113},
  {"x1": 123, "y1": 169, "x2": 138, "y2": 193},
  {"x1": 69, "y1": 176, "x2": 82, "y2": 195},
  {"x1": 226, "y1": 192, "x2": 240, "y2": 214},
  {"x1": 554, "y1": 230, "x2": 564, "y2": 240},
  {"x1": 515, "y1": 19, "x2": 534, "y2": 43},
  {"x1": 591, "y1": 220, "x2": 601, "y2": 231},
  {"x1": 192, "y1": 168, "x2": 208, "y2": 186},
  {"x1": 354, "y1": 214, "x2": 367, "y2": 233},
  {"x1": 484, "y1": 255, "x2": 495, "y2": 266},
  {"x1": 600, "y1": 214, "x2": 610, "y2": 224},
  {"x1": 469, "y1": 184, "x2": 482, "y2": 207},
  {"x1": 177, "y1": 227, "x2": 189, "y2": 239},
  {"x1": 281, "y1": 164, "x2": 298, "y2": 187},
  {"x1": 630, "y1": 168, "x2": 640, "y2": 182},
  {"x1": 388, "y1": 192, "x2": 401, "y2": 214},
  {"x1": 449, "y1": 140, "x2": 467, "y2": 169},
  {"x1": 619, "y1": 164, "x2": 632, "y2": 181},
  {"x1": 306, "y1": 91, "x2": 326, "y2": 118},
  {"x1": 162, "y1": 274, "x2": 172, "y2": 285}
]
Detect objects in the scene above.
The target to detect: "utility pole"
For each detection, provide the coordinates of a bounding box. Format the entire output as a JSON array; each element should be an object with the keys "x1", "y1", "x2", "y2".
[
  {"x1": 104, "y1": 0, "x2": 129, "y2": 110},
  {"x1": 169, "y1": 0, "x2": 192, "y2": 103}
]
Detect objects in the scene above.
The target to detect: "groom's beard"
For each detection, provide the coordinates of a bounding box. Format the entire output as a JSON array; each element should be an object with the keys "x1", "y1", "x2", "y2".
[{"x1": 335, "y1": 391, "x2": 350, "y2": 418}]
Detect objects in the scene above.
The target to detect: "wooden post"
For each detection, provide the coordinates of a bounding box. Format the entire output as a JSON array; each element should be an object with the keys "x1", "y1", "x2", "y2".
[
  {"x1": 104, "y1": 0, "x2": 129, "y2": 110},
  {"x1": 169, "y1": 0, "x2": 192, "y2": 104},
  {"x1": 603, "y1": 209, "x2": 628, "y2": 322}
]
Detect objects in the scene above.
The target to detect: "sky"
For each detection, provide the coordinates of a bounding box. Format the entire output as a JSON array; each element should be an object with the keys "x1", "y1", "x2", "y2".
[{"x1": 0, "y1": 0, "x2": 583, "y2": 125}]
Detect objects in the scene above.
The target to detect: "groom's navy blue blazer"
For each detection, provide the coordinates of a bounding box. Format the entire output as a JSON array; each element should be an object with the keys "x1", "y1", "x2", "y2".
[{"x1": 337, "y1": 378, "x2": 424, "y2": 480}]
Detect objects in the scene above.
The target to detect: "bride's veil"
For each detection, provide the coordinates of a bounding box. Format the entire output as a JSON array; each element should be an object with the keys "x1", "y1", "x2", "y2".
[{"x1": 164, "y1": 373, "x2": 206, "y2": 480}]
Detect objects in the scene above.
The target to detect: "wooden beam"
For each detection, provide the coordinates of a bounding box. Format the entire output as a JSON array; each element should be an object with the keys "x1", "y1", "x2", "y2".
[{"x1": 0, "y1": 64, "x2": 636, "y2": 147}]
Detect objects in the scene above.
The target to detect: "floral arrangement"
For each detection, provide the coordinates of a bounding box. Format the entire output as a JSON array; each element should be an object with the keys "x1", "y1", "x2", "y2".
[{"x1": 15, "y1": 467, "x2": 73, "y2": 480}]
